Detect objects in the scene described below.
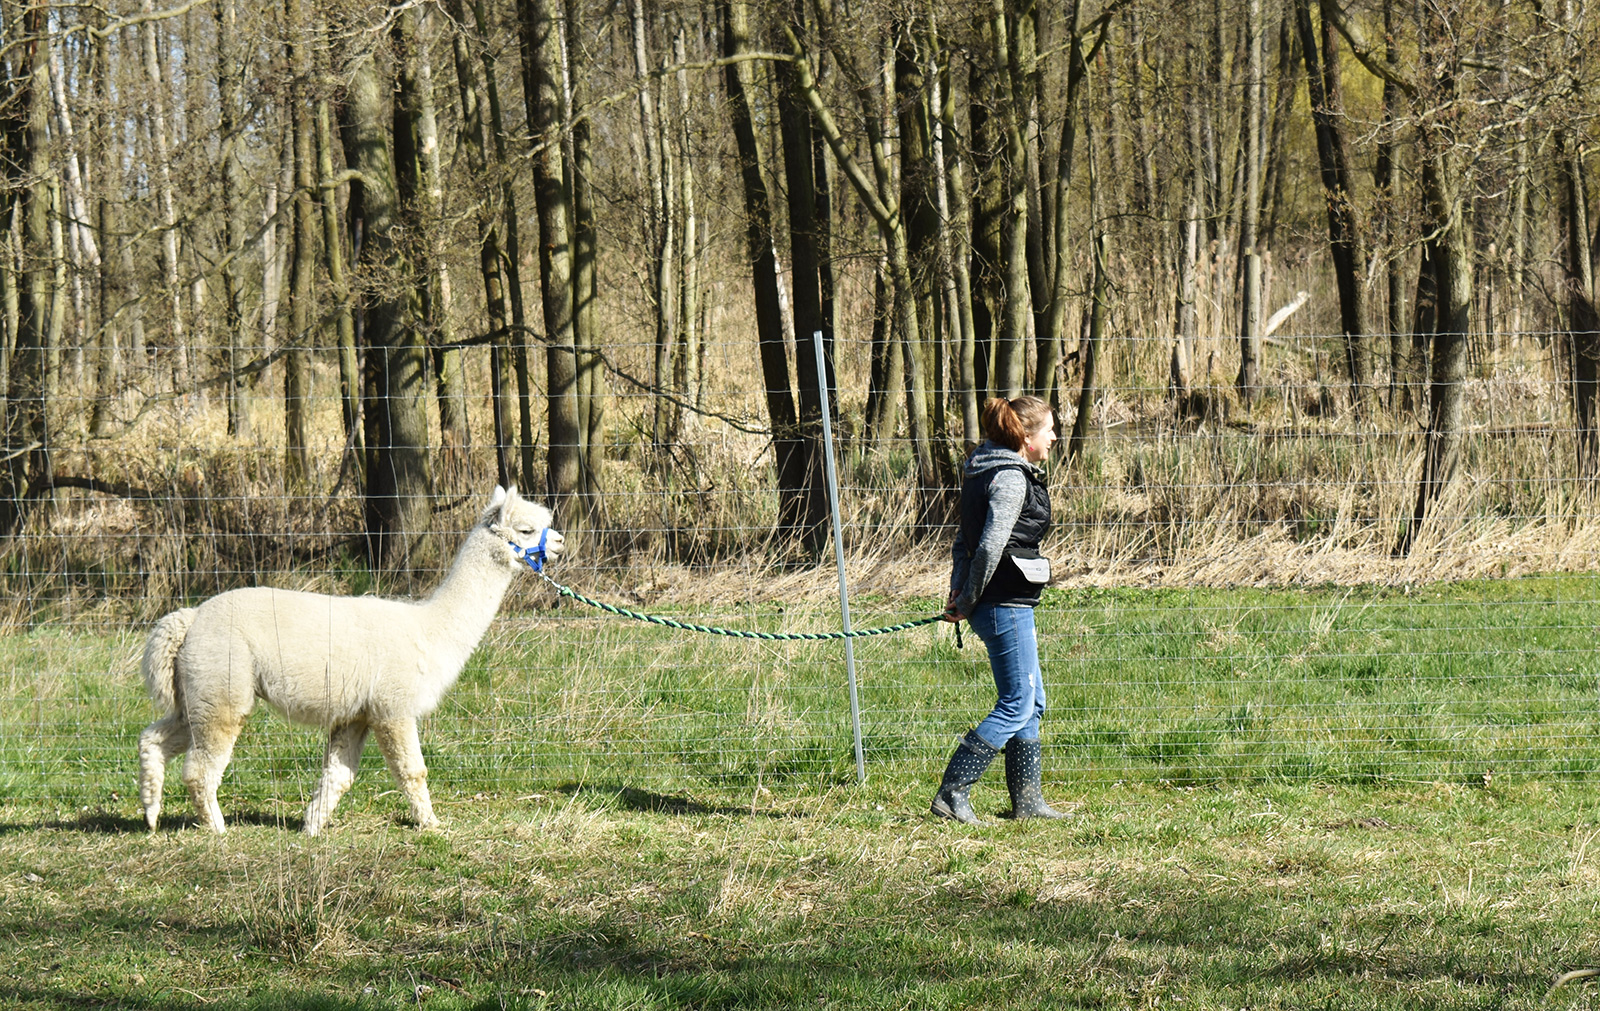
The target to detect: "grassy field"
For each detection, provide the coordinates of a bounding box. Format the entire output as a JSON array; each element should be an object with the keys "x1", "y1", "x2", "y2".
[
  {"x1": 3, "y1": 577, "x2": 1600, "y2": 1008},
  {"x1": 3, "y1": 780, "x2": 1600, "y2": 1009}
]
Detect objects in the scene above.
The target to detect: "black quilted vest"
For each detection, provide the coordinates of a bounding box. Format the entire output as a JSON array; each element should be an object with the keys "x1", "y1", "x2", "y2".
[{"x1": 959, "y1": 462, "x2": 1052, "y2": 607}]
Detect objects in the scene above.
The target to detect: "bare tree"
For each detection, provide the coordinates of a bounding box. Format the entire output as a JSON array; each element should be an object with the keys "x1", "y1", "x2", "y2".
[
  {"x1": 345, "y1": 24, "x2": 433, "y2": 574},
  {"x1": 316, "y1": 24, "x2": 361, "y2": 487},
  {"x1": 518, "y1": 0, "x2": 582, "y2": 523},
  {"x1": 447, "y1": 0, "x2": 513, "y2": 487},
  {"x1": 790, "y1": 9, "x2": 941, "y2": 519},
  {"x1": 720, "y1": 0, "x2": 809, "y2": 535},
  {"x1": 0, "y1": 4, "x2": 54, "y2": 534},
  {"x1": 1068, "y1": 121, "x2": 1108, "y2": 462},
  {"x1": 214, "y1": 0, "x2": 251, "y2": 440},
  {"x1": 139, "y1": 0, "x2": 187, "y2": 388},
  {"x1": 284, "y1": 0, "x2": 315, "y2": 485},
  {"x1": 569, "y1": 0, "x2": 604, "y2": 509},
  {"x1": 1236, "y1": 0, "x2": 1263, "y2": 406},
  {"x1": 631, "y1": 0, "x2": 678, "y2": 459},
  {"x1": 1295, "y1": 0, "x2": 1369, "y2": 413},
  {"x1": 1326, "y1": 1, "x2": 1476, "y2": 552}
]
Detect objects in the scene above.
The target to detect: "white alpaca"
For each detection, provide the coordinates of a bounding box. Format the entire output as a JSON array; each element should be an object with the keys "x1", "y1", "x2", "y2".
[{"x1": 137, "y1": 485, "x2": 564, "y2": 835}]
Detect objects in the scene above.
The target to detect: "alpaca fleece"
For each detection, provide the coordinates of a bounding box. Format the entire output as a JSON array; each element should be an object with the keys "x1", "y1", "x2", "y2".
[{"x1": 137, "y1": 485, "x2": 563, "y2": 835}]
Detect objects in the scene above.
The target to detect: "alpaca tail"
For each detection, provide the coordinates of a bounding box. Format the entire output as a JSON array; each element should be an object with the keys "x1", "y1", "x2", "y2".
[{"x1": 141, "y1": 608, "x2": 197, "y2": 714}]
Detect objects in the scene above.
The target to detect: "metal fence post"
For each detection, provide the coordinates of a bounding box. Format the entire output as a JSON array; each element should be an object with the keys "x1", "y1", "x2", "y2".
[{"x1": 813, "y1": 330, "x2": 865, "y2": 784}]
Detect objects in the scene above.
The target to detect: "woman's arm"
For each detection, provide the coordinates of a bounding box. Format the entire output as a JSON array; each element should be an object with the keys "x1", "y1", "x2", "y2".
[{"x1": 950, "y1": 470, "x2": 1027, "y2": 616}]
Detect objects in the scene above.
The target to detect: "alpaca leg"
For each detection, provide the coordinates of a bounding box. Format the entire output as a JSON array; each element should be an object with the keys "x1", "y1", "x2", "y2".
[
  {"x1": 138, "y1": 715, "x2": 191, "y2": 830},
  {"x1": 302, "y1": 719, "x2": 369, "y2": 837},
  {"x1": 181, "y1": 714, "x2": 245, "y2": 834},
  {"x1": 372, "y1": 719, "x2": 438, "y2": 829}
]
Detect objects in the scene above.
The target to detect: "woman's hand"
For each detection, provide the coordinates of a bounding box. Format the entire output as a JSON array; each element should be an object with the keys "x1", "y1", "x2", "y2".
[{"x1": 942, "y1": 591, "x2": 965, "y2": 622}]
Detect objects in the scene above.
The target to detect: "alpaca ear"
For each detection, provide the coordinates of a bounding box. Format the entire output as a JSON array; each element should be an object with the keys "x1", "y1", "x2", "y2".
[
  {"x1": 499, "y1": 485, "x2": 521, "y2": 525},
  {"x1": 481, "y1": 486, "x2": 509, "y2": 528}
]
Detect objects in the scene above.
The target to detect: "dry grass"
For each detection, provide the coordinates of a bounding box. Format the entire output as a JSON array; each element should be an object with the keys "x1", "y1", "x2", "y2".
[{"x1": 6, "y1": 328, "x2": 1595, "y2": 630}]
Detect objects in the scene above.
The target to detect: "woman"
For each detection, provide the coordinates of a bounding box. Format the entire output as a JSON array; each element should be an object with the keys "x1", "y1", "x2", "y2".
[{"x1": 933, "y1": 395, "x2": 1065, "y2": 823}]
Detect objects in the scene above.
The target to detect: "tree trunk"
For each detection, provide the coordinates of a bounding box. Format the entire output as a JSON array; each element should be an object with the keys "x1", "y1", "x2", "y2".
[
  {"x1": 46, "y1": 31, "x2": 96, "y2": 386},
  {"x1": 1236, "y1": 0, "x2": 1263, "y2": 406},
  {"x1": 139, "y1": 0, "x2": 186, "y2": 389},
  {"x1": 570, "y1": 0, "x2": 604, "y2": 508},
  {"x1": 448, "y1": 0, "x2": 513, "y2": 488},
  {"x1": 777, "y1": 3, "x2": 829, "y2": 553},
  {"x1": 459, "y1": 0, "x2": 533, "y2": 488},
  {"x1": 1260, "y1": 7, "x2": 1299, "y2": 250},
  {"x1": 88, "y1": 7, "x2": 119, "y2": 438},
  {"x1": 347, "y1": 35, "x2": 433, "y2": 575},
  {"x1": 216, "y1": 0, "x2": 249, "y2": 438},
  {"x1": 990, "y1": 0, "x2": 1029, "y2": 398},
  {"x1": 216, "y1": 0, "x2": 250, "y2": 439},
  {"x1": 316, "y1": 85, "x2": 361, "y2": 489},
  {"x1": 1560, "y1": 137, "x2": 1600, "y2": 477},
  {"x1": 1295, "y1": 0, "x2": 1370, "y2": 413},
  {"x1": 895, "y1": 24, "x2": 942, "y2": 461},
  {"x1": 789, "y1": 17, "x2": 938, "y2": 518},
  {"x1": 1068, "y1": 124, "x2": 1106, "y2": 463},
  {"x1": 673, "y1": 24, "x2": 700, "y2": 418},
  {"x1": 930, "y1": 26, "x2": 980, "y2": 450},
  {"x1": 863, "y1": 253, "x2": 901, "y2": 446},
  {"x1": 721, "y1": 0, "x2": 807, "y2": 534},
  {"x1": 1173, "y1": 48, "x2": 1204, "y2": 416},
  {"x1": 260, "y1": 141, "x2": 282, "y2": 359},
  {"x1": 284, "y1": 0, "x2": 314, "y2": 486},
  {"x1": 1375, "y1": 0, "x2": 1406, "y2": 411},
  {"x1": 1401, "y1": 161, "x2": 1472, "y2": 553},
  {"x1": 518, "y1": 0, "x2": 582, "y2": 523},
  {"x1": 631, "y1": 0, "x2": 678, "y2": 460},
  {"x1": 968, "y1": 48, "x2": 1002, "y2": 399},
  {"x1": 0, "y1": 4, "x2": 54, "y2": 535},
  {"x1": 406, "y1": 8, "x2": 469, "y2": 490},
  {"x1": 1040, "y1": 0, "x2": 1087, "y2": 423}
]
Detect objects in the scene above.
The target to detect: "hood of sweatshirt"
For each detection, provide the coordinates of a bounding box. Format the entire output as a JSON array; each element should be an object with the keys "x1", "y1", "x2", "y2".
[{"x1": 963, "y1": 441, "x2": 1040, "y2": 479}]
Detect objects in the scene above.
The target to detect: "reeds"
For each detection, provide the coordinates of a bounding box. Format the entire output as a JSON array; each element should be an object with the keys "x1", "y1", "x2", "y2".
[{"x1": 3, "y1": 336, "x2": 1594, "y2": 629}]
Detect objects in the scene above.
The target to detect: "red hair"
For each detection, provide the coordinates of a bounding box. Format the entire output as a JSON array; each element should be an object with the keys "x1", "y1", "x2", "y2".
[{"x1": 980, "y1": 395, "x2": 1051, "y2": 452}]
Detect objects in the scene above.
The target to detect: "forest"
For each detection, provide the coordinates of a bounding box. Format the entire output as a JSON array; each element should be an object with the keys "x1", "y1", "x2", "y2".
[{"x1": 0, "y1": 0, "x2": 1597, "y2": 621}]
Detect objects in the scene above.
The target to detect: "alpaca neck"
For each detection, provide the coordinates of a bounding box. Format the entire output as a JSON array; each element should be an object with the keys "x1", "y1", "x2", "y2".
[{"x1": 418, "y1": 529, "x2": 516, "y2": 660}]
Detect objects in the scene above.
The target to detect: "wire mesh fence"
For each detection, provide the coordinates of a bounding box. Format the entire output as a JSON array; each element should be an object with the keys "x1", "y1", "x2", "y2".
[{"x1": 3, "y1": 326, "x2": 1599, "y2": 820}]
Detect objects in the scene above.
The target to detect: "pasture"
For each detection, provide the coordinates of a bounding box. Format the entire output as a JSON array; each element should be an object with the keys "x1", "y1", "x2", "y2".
[{"x1": 3, "y1": 577, "x2": 1600, "y2": 1009}]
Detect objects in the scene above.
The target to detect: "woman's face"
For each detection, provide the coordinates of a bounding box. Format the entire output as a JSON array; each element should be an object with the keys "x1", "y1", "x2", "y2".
[{"x1": 1022, "y1": 413, "x2": 1057, "y2": 463}]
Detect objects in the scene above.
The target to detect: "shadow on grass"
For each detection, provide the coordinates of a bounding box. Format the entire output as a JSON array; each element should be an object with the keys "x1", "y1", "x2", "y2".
[
  {"x1": 496, "y1": 875, "x2": 1551, "y2": 1004},
  {"x1": 556, "y1": 782, "x2": 805, "y2": 819},
  {"x1": 0, "y1": 982, "x2": 376, "y2": 1010},
  {"x1": 0, "y1": 808, "x2": 301, "y2": 835},
  {"x1": 0, "y1": 874, "x2": 1556, "y2": 1009}
]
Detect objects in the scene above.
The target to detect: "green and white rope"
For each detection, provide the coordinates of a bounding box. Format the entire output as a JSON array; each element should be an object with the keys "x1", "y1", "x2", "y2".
[{"x1": 532, "y1": 569, "x2": 954, "y2": 642}]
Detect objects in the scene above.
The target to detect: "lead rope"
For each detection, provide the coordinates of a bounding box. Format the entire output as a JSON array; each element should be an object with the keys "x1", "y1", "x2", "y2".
[{"x1": 511, "y1": 540, "x2": 962, "y2": 646}]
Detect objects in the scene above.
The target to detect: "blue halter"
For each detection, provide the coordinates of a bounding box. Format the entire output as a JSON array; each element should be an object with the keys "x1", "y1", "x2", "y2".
[{"x1": 509, "y1": 527, "x2": 551, "y2": 572}]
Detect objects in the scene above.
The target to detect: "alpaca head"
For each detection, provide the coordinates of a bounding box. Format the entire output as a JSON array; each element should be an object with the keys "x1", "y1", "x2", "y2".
[{"x1": 481, "y1": 485, "x2": 565, "y2": 571}]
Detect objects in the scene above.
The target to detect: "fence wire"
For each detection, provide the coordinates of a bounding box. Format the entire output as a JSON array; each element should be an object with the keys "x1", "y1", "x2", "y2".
[{"x1": 3, "y1": 328, "x2": 1598, "y2": 819}]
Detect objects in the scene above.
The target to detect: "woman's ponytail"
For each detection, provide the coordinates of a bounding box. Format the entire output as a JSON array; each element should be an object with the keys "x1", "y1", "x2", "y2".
[{"x1": 980, "y1": 395, "x2": 1051, "y2": 453}]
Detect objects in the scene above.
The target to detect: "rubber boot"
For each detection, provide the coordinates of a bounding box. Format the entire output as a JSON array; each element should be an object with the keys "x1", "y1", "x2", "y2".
[
  {"x1": 1004, "y1": 738, "x2": 1066, "y2": 819},
  {"x1": 930, "y1": 731, "x2": 1000, "y2": 824}
]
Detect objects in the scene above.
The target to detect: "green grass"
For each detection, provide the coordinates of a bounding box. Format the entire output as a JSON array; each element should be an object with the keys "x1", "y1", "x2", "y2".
[
  {"x1": 10, "y1": 574, "x2": 1599, "y2": 805},
  {"x1": 3, "y1": 576, "x2": 1600, "y2": 1007},
  {"x1": 3, "y1": 780, "x2": 1600, "y2": 1009}
]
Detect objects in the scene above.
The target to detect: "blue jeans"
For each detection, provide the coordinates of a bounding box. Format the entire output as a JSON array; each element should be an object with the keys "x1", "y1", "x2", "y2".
[{"x1": 967, "y1": 603, "x2": 1046, "y2": 749}]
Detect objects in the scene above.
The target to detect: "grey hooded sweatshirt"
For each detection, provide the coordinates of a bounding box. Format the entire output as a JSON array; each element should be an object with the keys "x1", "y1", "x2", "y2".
[{"x1": 948, "y1": 442, "x2": 1047, "y2": 615}]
